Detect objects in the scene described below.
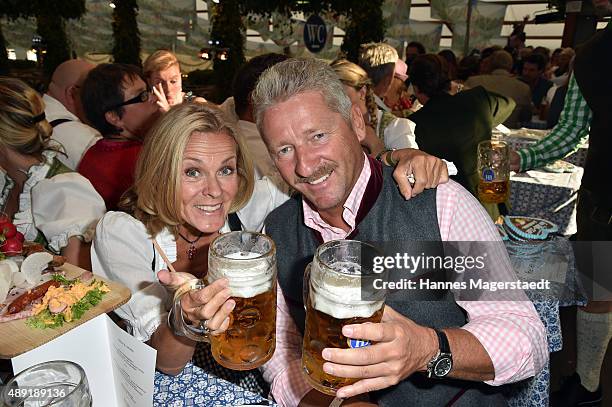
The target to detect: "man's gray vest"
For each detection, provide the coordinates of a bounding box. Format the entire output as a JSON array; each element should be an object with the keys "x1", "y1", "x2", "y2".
[{"x1": 265, "y1": 165, "x2": 506, "y2": 406}]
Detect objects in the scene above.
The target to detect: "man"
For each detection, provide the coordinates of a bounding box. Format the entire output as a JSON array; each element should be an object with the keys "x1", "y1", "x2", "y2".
[
  {"x1": 228, "y1": 53, "x2": 288, "y2": 180},
  {"x1": 465, "y1": 50, "x2": 533, "y2": 129},
  {"x1": 255, "y1": 58, "x2": 547, "y2": 406},
  {"x1": 520, "y1": 53, "x2": 554, "y2": 109},
  {"x1": 79, "y1": 63, "x2": 161, "y2": 210},
  {"x1": 358, "y1": 42, "x2": 398, "y2": 112},
  {"x1": 44, "y1": 59, "x2": 101, "y2": 169},
  {"x1": 511, "y1": 1, "x2": 612, "y2": 405},
  {"x1": 404, "y1": 41, "x2": 426, "y2": 67},
  {"x1": 408, "y1": 54, "x2": 514, "y2": 220}
]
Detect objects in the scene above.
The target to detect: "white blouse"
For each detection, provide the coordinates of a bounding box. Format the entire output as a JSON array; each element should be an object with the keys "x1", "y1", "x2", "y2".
[
  {"x1": 0, "y1": 150, "x2": 106, "y2": 252},
  {"x1": 91, "y1": 177, "x2": 290, "y2": 342},
  {"x1": 375, "y1": 109, "x2": 419, "y2": 150}
]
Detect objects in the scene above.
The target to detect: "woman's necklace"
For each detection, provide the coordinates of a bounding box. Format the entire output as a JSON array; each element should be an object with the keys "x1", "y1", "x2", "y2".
[{"x1": 177, "y1": 231, "x2": 204, "y2": 260}]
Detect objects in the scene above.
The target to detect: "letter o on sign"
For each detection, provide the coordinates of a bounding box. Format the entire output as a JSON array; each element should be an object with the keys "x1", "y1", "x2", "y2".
[{"x1": 303, "y1": 15, "x2": 327, "y2": 53}]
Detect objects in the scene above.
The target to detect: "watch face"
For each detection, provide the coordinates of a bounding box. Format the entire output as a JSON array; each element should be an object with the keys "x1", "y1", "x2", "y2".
[{"x1": 434, "y1": 356, "x2": 452, "y2": 377}]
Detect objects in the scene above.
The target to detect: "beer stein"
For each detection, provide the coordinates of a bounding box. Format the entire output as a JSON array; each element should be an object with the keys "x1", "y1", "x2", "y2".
[
  {"x1": 207, "y1": 231, "x2": 277, "y2": 370},
  {"x1": 477, "y1": 140, "x2": 510, "y2": 204},
  {"x1": 302, "y1": 240, "x2": 387, "y2": 395}
]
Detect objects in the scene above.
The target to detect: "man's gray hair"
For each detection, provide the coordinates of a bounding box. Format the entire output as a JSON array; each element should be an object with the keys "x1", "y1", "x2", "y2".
[{"x1": 252, "y1": 58, "x2": 353, "y2": 132}]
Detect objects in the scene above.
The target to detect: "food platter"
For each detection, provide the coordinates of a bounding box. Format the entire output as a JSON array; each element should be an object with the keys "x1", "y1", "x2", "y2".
[{"x1": 0, "y1": 263, "x2": 130, "y2": 358}]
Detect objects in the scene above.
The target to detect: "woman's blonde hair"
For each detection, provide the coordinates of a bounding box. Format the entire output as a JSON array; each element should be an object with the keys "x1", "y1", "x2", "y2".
[
  {"x1": 120, "y1": 102, "x2": 255, "y2": 237},
  {"x1": 143, "y1": 49, "x2": 180, "y2": 80},
  {"x1": 0, "y1": 77, "x2": 53, "y2": 155},
  {"x1": 330, "y1": 59, "x2": 379, "y2": 131}
]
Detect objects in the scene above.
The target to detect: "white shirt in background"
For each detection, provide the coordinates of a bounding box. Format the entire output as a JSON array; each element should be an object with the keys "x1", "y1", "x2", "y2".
[{"x1": 43, "y1": 94, "x2": 101, "y2": 170}]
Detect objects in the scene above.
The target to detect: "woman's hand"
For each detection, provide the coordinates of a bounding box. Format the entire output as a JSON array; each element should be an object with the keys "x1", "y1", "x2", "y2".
[
  {"x1": 158, "y1": 270, "x2": 235, "y2": 335},
  {"x1": 152, "y1": 84, "x2": 171, "y2": 112}
]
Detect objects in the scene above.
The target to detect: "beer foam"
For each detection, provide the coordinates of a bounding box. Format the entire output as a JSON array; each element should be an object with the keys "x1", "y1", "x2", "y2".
[
  {"x1": 225, "y1": 251, "x2": 262, "y2": 260},
  {"x1": 208, "y1": 251, "x2": 275, "y2": 298},
  {"x1": 310, "y1": 261, "x2": 383, "y2": 320}
]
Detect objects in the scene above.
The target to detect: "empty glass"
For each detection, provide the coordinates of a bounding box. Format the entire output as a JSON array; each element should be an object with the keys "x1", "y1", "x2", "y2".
[{"x1": 1, "y1": 360, "x2": 92, "y2": 406}]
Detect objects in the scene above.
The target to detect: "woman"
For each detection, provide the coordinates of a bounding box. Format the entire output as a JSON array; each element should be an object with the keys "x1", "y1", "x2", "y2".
[
  {"x1": 91, "y1": 102, "x2": 288, "y2": 398},
  {"x1": 0, "y1": 77, "x2": 106, "y2": 269},
  {"x1": 330, "y1": 59, "x2": 418, "y2": 156},
  {"x1": 144, "y1": 50, "x2": 206, "y2": 111}
]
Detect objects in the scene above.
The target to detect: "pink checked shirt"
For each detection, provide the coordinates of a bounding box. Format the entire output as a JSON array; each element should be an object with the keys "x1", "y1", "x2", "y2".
[{"x1": 260, "y1": 154, "x2": 548, "y2": 406}]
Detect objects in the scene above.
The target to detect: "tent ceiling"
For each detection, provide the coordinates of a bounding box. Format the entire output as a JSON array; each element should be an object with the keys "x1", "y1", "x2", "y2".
[{"x1": 2, "y1": 0, "x2": 608, "y2": 67}]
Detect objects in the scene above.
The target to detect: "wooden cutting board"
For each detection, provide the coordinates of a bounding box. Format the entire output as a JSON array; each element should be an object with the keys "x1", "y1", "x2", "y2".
[{"x1": 0, "y1": 263, "x2": 131, "y2": 359}]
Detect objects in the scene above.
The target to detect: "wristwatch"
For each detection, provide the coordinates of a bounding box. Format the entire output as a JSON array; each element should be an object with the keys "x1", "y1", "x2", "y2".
[{"x1": 426, "y1": 329, "x2": 453, "y2": 378}]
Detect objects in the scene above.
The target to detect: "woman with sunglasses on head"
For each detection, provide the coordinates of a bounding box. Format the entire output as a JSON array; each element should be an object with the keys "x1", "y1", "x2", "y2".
[
  {"x1": 0, "y1": 77, "x2": 105, "y2": 269},
  {"x1": 144, "y1": 50, "x2": 206, "y2": 111},
  {"x1": 77, "y1": 63, "x2": 164, "y2": 210},
  {"x1": 330, "y1": 59, "x2": 418, "y2": 157}
]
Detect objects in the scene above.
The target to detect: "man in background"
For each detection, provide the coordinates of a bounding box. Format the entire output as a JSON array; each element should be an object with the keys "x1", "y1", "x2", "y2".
[
  {"x1": 466, "y1": 50, "x2": 533, "y2": 129},
  {"x1": 44, "y1": 59, "x2": 101, "y2": 169}
]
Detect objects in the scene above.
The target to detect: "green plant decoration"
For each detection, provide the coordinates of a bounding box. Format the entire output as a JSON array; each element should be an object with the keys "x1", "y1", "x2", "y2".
[
  {"x1": 209, "y1": 0, "x2": 246, "y2": 103},
  {"x1": 112, "y1": 0, "x2": 142, "y2": 66}
]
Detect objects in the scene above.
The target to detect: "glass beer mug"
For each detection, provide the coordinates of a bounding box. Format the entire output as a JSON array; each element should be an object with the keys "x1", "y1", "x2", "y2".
[
  {"x1": 477, "y1": 140, "x2": 510, "y2": 204},
  {"x1": 207, "y1": 231, "x2": 277, "y2": 370},
  {"x1": 302, "y1": 240, "x2": 387, "y2": 395}
]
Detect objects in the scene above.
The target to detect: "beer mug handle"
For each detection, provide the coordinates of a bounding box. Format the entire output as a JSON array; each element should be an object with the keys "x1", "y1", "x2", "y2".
[
  {"x1": 303, "y1": 263, "x2": 312, "y2": 310},
  {"x1": 172, "y1": 286, "x2": 211, "y2": 343}
]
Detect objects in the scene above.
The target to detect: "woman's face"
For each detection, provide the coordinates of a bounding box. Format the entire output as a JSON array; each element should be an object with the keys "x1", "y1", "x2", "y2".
[
  {"x1": 149, "y1": 64, "x2": 182, "y2": 106},
  {"x1": 180, "y1": 131, "x2": 240, "y2": 234},
  {"x1": 342, "y1": 85, "x2": 367, "y2": 116},
  {"x1": 384, "y1": 77, "x2": 404, "y2": 108}
]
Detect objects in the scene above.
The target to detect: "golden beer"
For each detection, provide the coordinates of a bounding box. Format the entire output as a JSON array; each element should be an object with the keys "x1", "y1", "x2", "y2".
[
  {"x1": 210, "y1": 287, "x2": 277, "y2": 370},
  {"x1": 301, "y1": 240, "x2": 387, "y2": 395},
  {"x1": 478, "y1": 179, "x2": 510, "y2": 203},
  {"x1": 477, "y1": 140, "x2": 510, "y2": 204},
  {"x1": 302, "y1": 298, "x2": 384, "y2": 394},
  {"x1": 208, "y1": 231, "x2": 277, "y2": 370}
]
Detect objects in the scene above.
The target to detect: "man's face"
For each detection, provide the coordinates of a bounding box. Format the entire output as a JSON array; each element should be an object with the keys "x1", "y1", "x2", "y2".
[
  {"x1": 71, "y1": 69, "x2": 93, "y2": 122},
  {"x1": 117, "y1": 76, "x2": 159, "y2": 138},
  {"x1": 405, "y1": 47, "x2": 420, "y2": 65},
  {"x1": 522, "y1": 62, "x2": 541, "y2": 83},
  {"x1": 261, "y1": 91, "x2": 365, "y2": 214}
]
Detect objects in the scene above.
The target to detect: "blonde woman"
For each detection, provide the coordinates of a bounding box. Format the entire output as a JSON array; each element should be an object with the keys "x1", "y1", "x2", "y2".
[
  {"x1": 91, "y1": 102, "x2": 287, "y2": 398},
  {"x1": 0, "y1": 77, "x2": 105, "y2": 269},
  {"x1": 330, "y1": 59, "x2": 418, "y2": 156},
  {"x1": 143, "y1": 49, "x2": 206, "y2": 111}
]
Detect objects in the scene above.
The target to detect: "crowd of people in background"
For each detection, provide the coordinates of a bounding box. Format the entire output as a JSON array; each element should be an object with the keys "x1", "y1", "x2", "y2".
[{"x1": 0, "y1": 4, "x2": 610, "y2": 404}]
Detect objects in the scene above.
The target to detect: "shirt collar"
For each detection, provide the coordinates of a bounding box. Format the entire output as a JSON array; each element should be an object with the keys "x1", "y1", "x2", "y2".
[{"x1": 302, "y1": 153, "x2": 370, "y2": 240}]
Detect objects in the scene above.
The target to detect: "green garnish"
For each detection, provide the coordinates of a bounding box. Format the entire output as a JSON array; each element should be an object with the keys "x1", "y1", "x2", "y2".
[
  {"x1": 26, "y1": 281, "x2": 109, "y2": 329},
  {"x1": 26, "y1": 309, "x2": 64, "y2": 329},
  {"x1": 51, "y1": 274, "x2": 76, "y2": 285},
  {"x1": 71, "y1": 286, "x2": 105, "y2": 320}
]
